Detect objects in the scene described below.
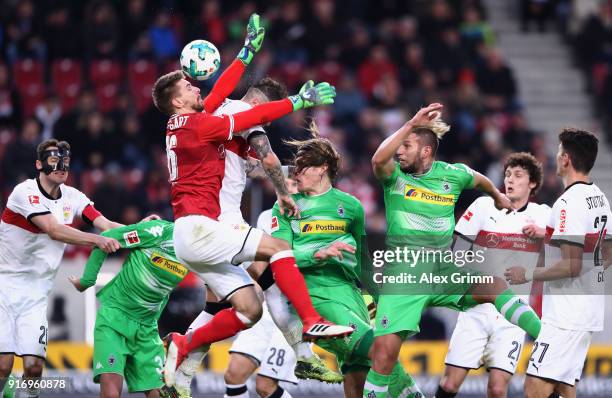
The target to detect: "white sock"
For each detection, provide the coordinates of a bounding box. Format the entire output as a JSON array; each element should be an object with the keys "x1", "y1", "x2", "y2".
[
  {"x1": 264, "y1": 284, "x2": 303, "y2": 347},
  {"x1": 224, "y1": 383, "x2": 249, "y2": 398},
  {"x1": 175, "y1": 310, "x2": 214, "y2": 390},
  {"x1": 293, "y1": 341, "x2": 315, "y2": 361}
]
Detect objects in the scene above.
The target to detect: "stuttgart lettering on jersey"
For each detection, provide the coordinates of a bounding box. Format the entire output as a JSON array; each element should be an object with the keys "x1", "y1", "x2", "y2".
[
  {"x1": 404, "y1": 185, "x2": 455, "y2": 206},
  {"x1": 167, "y1": 115, "x2": 190, "y2": 130},
  {"x1": 586, "y1": 195, "x2": 606, "y2": 209},
  {"x1": 299, "y1": 220, "x2": 349, "y2": 234},
  {"x1": 149, "y1": 253, "x2": 188, "y2": 278}
]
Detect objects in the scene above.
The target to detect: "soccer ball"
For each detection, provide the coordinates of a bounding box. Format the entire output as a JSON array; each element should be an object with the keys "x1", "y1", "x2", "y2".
[{"x1": 180, "y1": 39, "x2": 221, "y2": 81}]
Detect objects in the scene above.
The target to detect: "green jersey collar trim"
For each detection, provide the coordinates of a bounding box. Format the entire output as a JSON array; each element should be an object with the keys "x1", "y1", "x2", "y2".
[{"x1": 305, "y1": 186, "x2": 333, "y2": 197}]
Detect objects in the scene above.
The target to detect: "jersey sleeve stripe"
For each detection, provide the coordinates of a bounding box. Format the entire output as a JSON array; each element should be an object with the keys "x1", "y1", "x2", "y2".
[
  {"x1": 1, "y1": 208, "x2": 44, "y2": 233},
  {"x1": 228, "y1": 114, "x2": 234, "y2": 140}
]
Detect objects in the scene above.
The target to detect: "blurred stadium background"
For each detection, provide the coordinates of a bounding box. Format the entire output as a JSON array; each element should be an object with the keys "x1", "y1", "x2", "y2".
[{"x1": 1, "y1": 0, "x2": 612, "y2": 396}]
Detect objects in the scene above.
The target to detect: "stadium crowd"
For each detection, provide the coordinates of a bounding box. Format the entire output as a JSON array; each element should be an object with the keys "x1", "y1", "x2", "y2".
[{"x1": 0, "y1": 0, "x2": 566, "y2": 237}]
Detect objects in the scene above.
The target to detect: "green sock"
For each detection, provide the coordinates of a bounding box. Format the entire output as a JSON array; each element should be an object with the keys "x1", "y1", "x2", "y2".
[
  {"x1": 2, "y1": 375, "x2": 16, "y2": 398},
  {"x1": 364, "y1": 369, "x2": 390, "y2": 398},
  {"x1": 494, "y1": 289, "x2": 541, "y2": 338},
  {"x1": 388, "y1": 362, "x2": 423, "y2": 398}
]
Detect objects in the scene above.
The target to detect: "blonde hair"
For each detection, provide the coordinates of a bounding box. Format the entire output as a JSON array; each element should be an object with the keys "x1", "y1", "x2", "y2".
[{"x1": 419, "y1": 111, "x2": 450, "y2": 139}]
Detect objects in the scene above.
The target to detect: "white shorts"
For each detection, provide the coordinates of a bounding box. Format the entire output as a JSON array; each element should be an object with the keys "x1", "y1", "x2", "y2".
[
  {"x1": 174, "y1": 216, "x2": 264, "y2": 300},
  {"x1": 526, "y1": 322, "x2": 592, "y2": 386},
  {"x1": 445, "y1": 306, "x2": 526, "y2": 374},
  {"x1": 0, "y1": 288, "x2": 48, "y2": 358},
  {"x1": 230, "y1": 306, "x2": 298, "y2": 384}
]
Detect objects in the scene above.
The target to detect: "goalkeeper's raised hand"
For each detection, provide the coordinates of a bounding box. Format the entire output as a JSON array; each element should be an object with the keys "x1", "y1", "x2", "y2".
[
  {"x1": 289, "y1": 80, "x2": 337, "y2": 111},
  {"x1": 237, "y1": 13, "x2": 265, "y2": 65}
]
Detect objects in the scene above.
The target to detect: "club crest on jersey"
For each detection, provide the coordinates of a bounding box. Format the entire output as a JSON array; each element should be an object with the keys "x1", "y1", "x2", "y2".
[
  {"x1": 463, "y1": 210, "x2": 473, "y2": 221},
  {"x1": 123, "y1": 230, "x2": 140, "y2": 246},
  {"x1": 442, "y1": 181, "x2": 451, "y2": 192},
  {"x1": 337, "y1": 205, "x2": 345, "y2": 217},
  {"x1": 381, "y1": 315, "x2": 389, "y2": 329},
  {"x1": 404, "y1": 185, "x2": 454, "y2": 206},
  {"x1": 271, "y1": 216, "x2": 279, "y2": 232},
  {"x1": 108, "y1": 354, "x2": 115, "y2": 367},
  {"x1": 300, "y1": 220, "x2": 348, "y2": 234},
  {"x1": 367, "y1": 391, "x2": 377, "y2": 398},
  {"x1": 63, "y1": 204, "x2": 71, "y2": 222},
  {"x1": 28, "y1": 195, "x2": 40, "y2": 205},
  {"x1": 559, "y1": 209, "x2": 567, "y2": 232}
]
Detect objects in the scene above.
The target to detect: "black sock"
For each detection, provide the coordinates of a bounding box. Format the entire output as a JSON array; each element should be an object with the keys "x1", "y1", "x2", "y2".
[
  {"x1": 268, "y1": 386, "x2": 285, "y2": 398},
  {"x1": 225, "y1": 384, "x2": 248, "y2": 396},
  {"x1": 435, "y1": 385, "x2": 457, "y2": 398},
  {"x1": 257, "y1": 266, "x2": 275, "y2": 291},
  {"x1": 204, "y1": 301, "x2": 231, "y2": 315}
]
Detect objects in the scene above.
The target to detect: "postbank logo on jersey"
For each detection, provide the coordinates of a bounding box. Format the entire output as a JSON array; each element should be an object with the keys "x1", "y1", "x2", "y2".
[
  {"x1": 299, "y1": 220, "x2": 349, "y2": 234},
  {"x1": 150, "y1": 252, "x2": 188, "y2": 278},
  {"x1": 404, "y1": 185, "x2": 454, "y2": 206}
]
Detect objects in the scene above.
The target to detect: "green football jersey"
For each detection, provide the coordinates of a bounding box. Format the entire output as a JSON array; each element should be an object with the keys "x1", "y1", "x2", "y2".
[
  {"x1": 381, "y1": 160, "x2": 474, "y2": 249},
  {"x1": 271, "y1": 187, "x2": 365, "y2": 288},
  {"x1": 80, "y1": 220, "x2": 187, "y2": 325}
]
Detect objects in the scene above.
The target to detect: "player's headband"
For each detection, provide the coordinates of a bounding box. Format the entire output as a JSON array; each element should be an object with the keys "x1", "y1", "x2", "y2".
[{"x1": 38, "y1": 144, "x2": 71, "y2": 175}]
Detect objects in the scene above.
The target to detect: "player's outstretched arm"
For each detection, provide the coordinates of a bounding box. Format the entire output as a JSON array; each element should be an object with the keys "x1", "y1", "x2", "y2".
[
  {"x1": 30, "y1": 213, "x2": 120, "y2": 253},
  {"x1": 229, "y1": 81, "x2": 336, "y2": 133},
  {"x1": 472, "y1": 171, "x2": 512, "y2": 210},
  {"x1": 203, "y1": 13, "x2": 265, "y2": 113},
  {"x1": 506, "y1": 243, "x2": 583, "y2": 283},
  {"x1": 248, "y1": 133, "x2": 299, "y2": 217},
  {"x1": 371, "y1": 103, "x2": 443, "y2": 180}
]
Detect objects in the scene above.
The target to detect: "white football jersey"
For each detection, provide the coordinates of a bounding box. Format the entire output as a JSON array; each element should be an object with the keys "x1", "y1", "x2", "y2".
[
  {"x1": 455, "y1": 196, "x2": 551, "y2": 313},
  {"x1": 214, "y1": 99, "x2": 265, "y2": 222},
  {"x1": 257, "y1": 209, "x2": 273, "y2": 234},
  {"x1": 543, "y1": 181, "x2": 610, "y2": 332},
  {"x1": 0, "y1": 178, "x2": 97, "y2": 296}
]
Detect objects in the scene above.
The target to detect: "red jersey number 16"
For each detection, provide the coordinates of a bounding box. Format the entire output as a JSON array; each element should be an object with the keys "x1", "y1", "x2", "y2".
[{"x1": 166, "y1": 134, "x2": 178, "y2": 182}]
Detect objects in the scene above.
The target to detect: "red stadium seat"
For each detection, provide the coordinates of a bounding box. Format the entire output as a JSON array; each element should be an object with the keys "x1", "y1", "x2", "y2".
[
  {"x1": 316, "y1": 60, "x2": 343, "y2": 87},
  {"x1": 89, "y1": 60, "x2": 122, "y2": 88},
  {"x1": 128, "y1": 60, "x2": 158, "y2": 113},
  {"x1": 163, "y1": 59, "x2": 181, "y2": 75},
  {"x1": 95, "y1": 83, "x2": 119, "y2": 112},
  {"x1": 79, "y1": 169, "x2": 105, "y2": 196},
  {"x1": 20, "y1": 83, "x2": 46, "y2": 117},
  {"x1": 12, "y1": 59, "x2": 44, "y2": 88},
  {"x1": 51, "y1": 59, "x2": 83, "y2": 111}
]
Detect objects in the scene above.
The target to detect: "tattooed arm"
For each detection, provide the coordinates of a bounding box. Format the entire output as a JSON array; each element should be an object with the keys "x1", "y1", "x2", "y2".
[
  {"x1": 248, "y1": 133, "x2": 300, "y2": 217},
  {"x1": 245, "y1": 157, "x2": 267, "y2": 179}
]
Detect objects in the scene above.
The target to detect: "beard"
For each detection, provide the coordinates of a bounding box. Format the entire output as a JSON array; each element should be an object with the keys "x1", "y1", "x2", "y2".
[
  {"x1": 400, "y1": 160, "x2": 419, "y2": 174},
  {"x1": 194, "y1": 100, "x2": 204, "y2": 112}
]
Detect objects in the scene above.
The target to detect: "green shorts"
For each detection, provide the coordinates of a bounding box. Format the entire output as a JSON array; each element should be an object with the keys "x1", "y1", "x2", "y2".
[
  {"x1": 374, "y1": 260, "x2": 477, "y2": 338},
  {"x1": 308, "y1": 284, "x2": 373, "y2": 374},
  {"x1": 93, "y1": 305, "x2": 165, "y2": 393}
]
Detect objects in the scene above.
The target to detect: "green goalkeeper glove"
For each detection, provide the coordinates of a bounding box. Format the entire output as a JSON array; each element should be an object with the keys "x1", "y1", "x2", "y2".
[
  {"x1": 237, "y1": 13, "x2": 265, "y2": 65},
  {"x1": 288, "y1": 80, "x2": 337, "y2": 111}
]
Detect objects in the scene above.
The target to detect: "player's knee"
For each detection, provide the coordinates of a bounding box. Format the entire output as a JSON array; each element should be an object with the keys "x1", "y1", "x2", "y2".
[
  {"x1": 255, "y1": 376, "x2": 278, "y2": 398},
  {"x1": 23, "y1": 360, "x2": 43, "y2": 377},
  {"x1": 101, "y1": 389, "x2": 121, "y2": 398},
  {"x1": 0, "y1": 362, "x2": 12, "y2": 377},
  {"x1": 439, "y1": 376, "x2": 460, "y2": 394},
  {"x1": 523, "y1": 378, "x2": 539, "y2": 398},
  {"x1": 224, "y1": 365, "x2": 249, "y2": 385},
  {"x1": 272, "y1": 237, "x2": 291, "y2": 252},
  {"x1": 487, "y1": 381, "x2": 507, "y2": 398},
  {"x1": 234, "y1": 301, "x2": 263, "y2": 326}
]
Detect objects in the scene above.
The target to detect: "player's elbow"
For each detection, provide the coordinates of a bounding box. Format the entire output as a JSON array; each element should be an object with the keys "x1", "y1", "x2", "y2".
[
  {"x1": 261, "y1": 153, "x2": 280, "y2": 170},
  {"x1": 568, "y1": 260, "x2": 582, "y2": 278},
  {"x1": 46, "y1": 224, "x2": 62, "y2": 241}
]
